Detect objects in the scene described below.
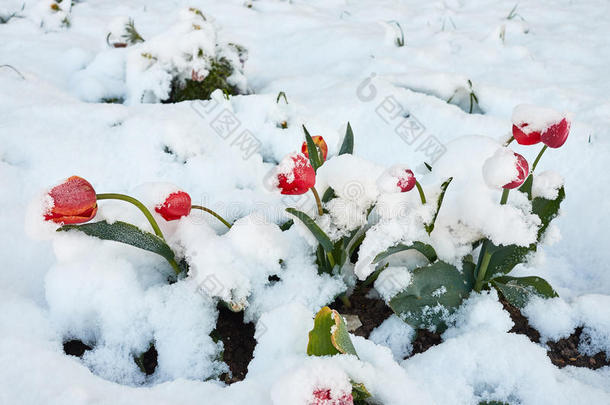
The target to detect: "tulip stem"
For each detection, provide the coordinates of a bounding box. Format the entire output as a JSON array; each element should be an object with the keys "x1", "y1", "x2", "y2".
[
  {"x1": 474, "y1": 239, "x2": 492, "y2": 292},
  {"x1": 531, "y1": 144, "x2": 548, "y2": 173},
  {"x1": 415, "y1": 181, "x2": 427, "y2": 204},
  {"x1": 500, "y1": 188, "x2": 510, "y2": 205},
  {"x1": 311, "y1": 187, "x2": 324, "y2": 216},
  {"x1": 96, "y1": 193, "x2": 165, "y2": 240},
  {"x1": 474, "y1": 188, "x2": 510, "y2": 292},
  {"x1": 191, "y1": 205, "x2": 232, "y2": 229}
]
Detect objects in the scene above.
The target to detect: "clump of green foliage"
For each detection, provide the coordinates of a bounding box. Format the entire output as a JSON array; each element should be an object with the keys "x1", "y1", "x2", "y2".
[{"x1": 165, "y1": 57, "x2": 239, "y2": 103}]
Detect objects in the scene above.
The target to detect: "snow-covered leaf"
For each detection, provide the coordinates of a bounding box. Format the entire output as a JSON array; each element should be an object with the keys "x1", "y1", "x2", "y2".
[
  {"x1": 58, "y1": 220, "x2": 177, "y2": 265},
  {"x1": 389, "y1": 261, "x2": 475, "y2": 332},
  {"x1": 483, "y1": 185, "x2": 565, "y2": 279},
  {"x1": 491, "y1": 275, "x2": 558, "y2": 308},
  {"x1": 373, "y1": 242, "x2": 438, "y2": 264}
]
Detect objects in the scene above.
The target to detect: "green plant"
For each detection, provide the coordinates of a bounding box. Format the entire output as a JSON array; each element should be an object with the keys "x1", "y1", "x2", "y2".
[{"x1": 166, "y1": 57, "x2": 239, "y2": 102}]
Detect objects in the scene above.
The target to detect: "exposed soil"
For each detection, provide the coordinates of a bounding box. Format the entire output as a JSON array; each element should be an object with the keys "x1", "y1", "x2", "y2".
[
  {"x1": 330, "y1": 286, "x2": 393, "y2": 338},
  {"x1": 136, "y1": 344, "x2": 158, "y2": 375},
  {"x1": 408, "y1": 329, "x2": 442, "y2": 357},
  {"x1": 61, "y1": 292, "x2": 608, "y2": 387},
  {"x1": 215, "y1": 304, "x2": 257, "y2": 384},
  {"x1": 63, "y1": 339, "x2": 92, "y2": 357},
  {"x1": 500, "y1": 298, "x2": 610, "y2": 369}
]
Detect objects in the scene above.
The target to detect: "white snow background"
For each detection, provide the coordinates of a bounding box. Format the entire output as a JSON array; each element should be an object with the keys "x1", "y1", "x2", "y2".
[{"x1": 1, "y1": 0, "x2": 609, "y2": 404}]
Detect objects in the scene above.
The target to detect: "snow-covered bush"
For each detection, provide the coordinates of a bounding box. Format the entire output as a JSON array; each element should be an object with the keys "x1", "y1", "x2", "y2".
[{"x1": 124, "y1": 8, "x2": 248, "y2": 103}]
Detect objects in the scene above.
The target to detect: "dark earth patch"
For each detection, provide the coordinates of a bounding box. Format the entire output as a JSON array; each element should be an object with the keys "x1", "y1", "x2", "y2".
[{"x1": 215, "y1": 304, "x2": 256, "y2": 384}]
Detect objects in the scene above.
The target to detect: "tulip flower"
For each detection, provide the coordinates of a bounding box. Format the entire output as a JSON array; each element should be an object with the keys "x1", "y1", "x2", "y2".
[
  {"x1": 397, "y1": 169, "x2": 416, "y2": 192},
  {"x1": 541, "y1": 117, "x2": 571, "y2": 148},
  {"x1": 511, "y1": 104, "x2": 570, "y2": 149},
  {"x1": 310, "y1": 389, "x2": 353, "y2": 405},
  {"x1": 301, "y1": 135, "x2": 329, "y2": 162},
  {"x1": 512, "y1": 123, "x2": 541, "y2": 146},
  {"x1": 483, "y1": 149, "x2": 529, "y2": 191},
  {"x1": 276, "y1": 153, "x2": 316, "y2": 196},
  {"x1": 44, "y1": 176, "x2": 98, "y2": 224},
  {"x1": 155, "y1": 191, "x2": 192, "y2": 221},
  {"x1": 503, "y1": 153, "x2": 529, "y2": 189},
  {"x1": 377, "y1": 165, "x2": 426, "y2": 204},
  {"x1": 274, "y1": 152, "x2": 323, "y2": 215}
]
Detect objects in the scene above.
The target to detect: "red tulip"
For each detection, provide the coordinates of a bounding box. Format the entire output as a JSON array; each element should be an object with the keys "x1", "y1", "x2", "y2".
[
  {"x1": 301, "y1": 136, "x2": 329, "y2": 162},
  {"x1": 277, "y1": 153, "x2": 316, "y2": 195},
  {"x1": 44, "y1": 176, "x2": 98, "y2": 224},
  {"x1": 397, "y1": 169, "x2": 416, "y2": 192},
  {"x1": 503, "y1": 152, "x2": 529, "y2": 189},
  {"x1": 309, "y1": 389, "x2": 353, "y2": 405},
  {"x1": 541, "y1": 117, "x2": 570, "y2": 148},
  {"x1": 155, "y1": 191, "x2": 192, "y2": 221},
  {"x1": 512, "y1": 123, "x2": 541, "y2": 146}
]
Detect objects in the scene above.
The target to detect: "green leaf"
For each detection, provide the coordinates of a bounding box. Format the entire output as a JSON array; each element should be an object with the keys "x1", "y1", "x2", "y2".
[
  {"x1": 303, "y1": 125, "x2": 322, "y2": 171},
  {"x1": 338, "y1": 122, "x2": 354, "y2": 155},
  {"x1": 286, "y1": 208, "x2": 334, "y2": 252},
  {"x1": 373, "y1": 241, "x2": 437, "y2": 264},
  {"x1": 491, "y1": 275, "x2": 558, "y2": 308},
  {"x1": 59, "y1": 221, "x2": 176, "y2": 264},
  {"x1": 483, "y1": 243, "x2": 531, "y2": 280},
  {"x1": 425, "y1": 177, "x2": 452, "y2": 234},
  {"x1": 389, "y1": 261, "x2": 475, "y2": 332},
  {"x1": 316, "y1": 244, "x2": 332, "y2": 274},
  {"x1": 321, "y1": 187, "x2": 336, "y2": 203},
  {"x1": 351, "y1": 382, "x2": 372, "y2": 402},
  {"x1": 532, "y1": 186, "x2": 565, "y2": 238},
  {"x1": 518, "y1": 174, "x2": 534, "y2": 199},
  {"x1": 483, "y1": 186, "x2": 565, "y2": 280},
  {"x1": 279, "y1": 219, "x2": 293, "y2": 231},
  {"x1": 307, "y1": 307, "x2": 358, "y2": 357}
]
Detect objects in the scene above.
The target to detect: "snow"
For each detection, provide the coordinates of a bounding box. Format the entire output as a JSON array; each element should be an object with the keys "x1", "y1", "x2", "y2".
[
  {"x1": 532, "y1": 170, "x2": 564, "y2": 200},
  {"x1": 482, "y1": 147, "x2": 520, "y2": 189},
  {"x1": 374, "y1": 266, "x2": 412, "y2": 302},
  {"x1": 1, "y1": 0, "x2": 610, "y2": 403},
  {"x1": 512, "y1": 104, "x2": 567, "y2": 133}
]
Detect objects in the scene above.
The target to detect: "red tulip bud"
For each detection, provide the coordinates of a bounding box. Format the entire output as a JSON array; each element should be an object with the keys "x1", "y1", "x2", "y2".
[
  {"x1": 541, "y1": 117, "x2": 570, "y2": 148},
  {"x1": 483, "y1": 149, "x2": 529, "y2": 190},
  {"x1": 276, "y1": 153, "x2": 316, "y2": 195},
  {"x1": 310, "y1": 389, "x2": 353, "y2": 405},
  {"x1": 397, "y1": 169, "x2": 416, "y2": 192},
  {"x1": 512, "y1": 104, "x2": 570, "y2": 148},
  {"x1": 503, "y1": 153, "x2": 529, "y2": 189},
  {"x1": 155, "y1": 191, "x2": 192, "y2": 221},
  {"x1": 301, "y1": 136, "x2": 329, "y2": 162},
  {"x1": 44, "y1": 176, "x2": 98, "y2": 224},
  {"x1": 512, "y1": 123, "x2": 541, "y2": 146}
]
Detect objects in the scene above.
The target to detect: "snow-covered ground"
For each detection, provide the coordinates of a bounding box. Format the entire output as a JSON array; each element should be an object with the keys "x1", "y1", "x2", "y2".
[{"x1": 1, "y1": 0, "x2": 610, "y2": 404}]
